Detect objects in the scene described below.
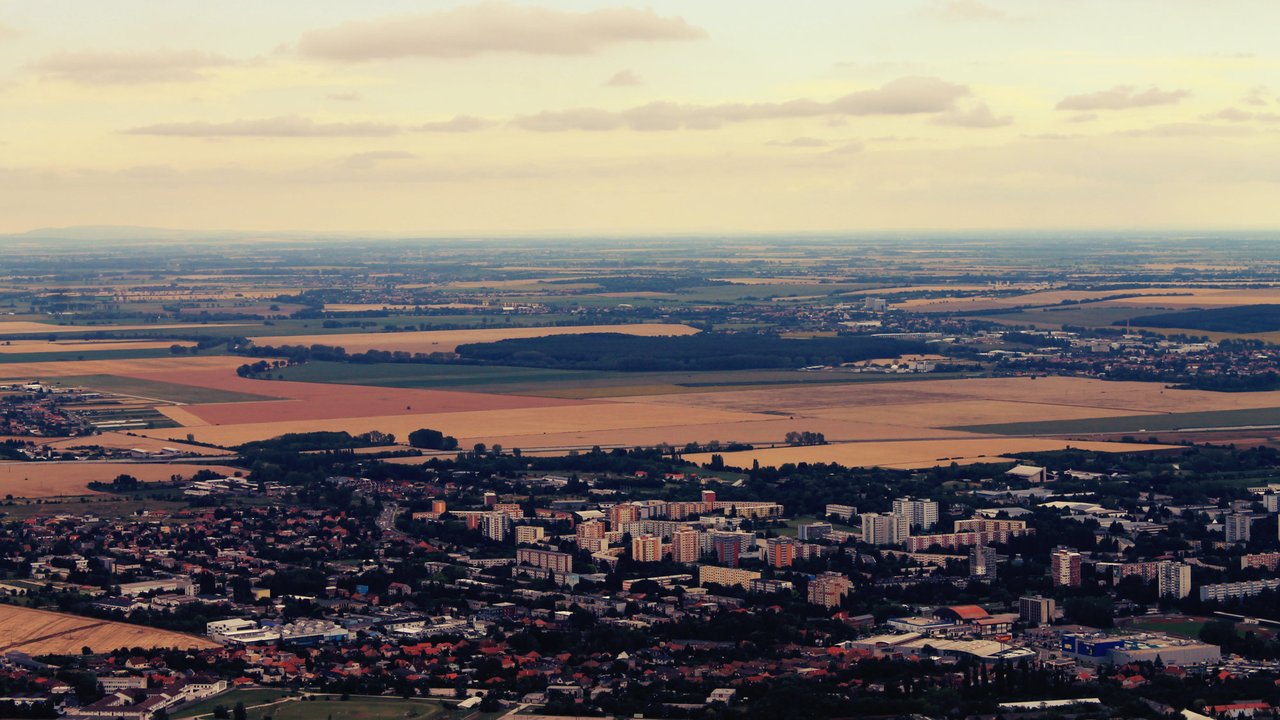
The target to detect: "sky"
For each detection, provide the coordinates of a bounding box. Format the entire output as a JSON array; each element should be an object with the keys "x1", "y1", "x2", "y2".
[{"x1": 2, "y1": 0, "x2": 1279, "y2": 236}]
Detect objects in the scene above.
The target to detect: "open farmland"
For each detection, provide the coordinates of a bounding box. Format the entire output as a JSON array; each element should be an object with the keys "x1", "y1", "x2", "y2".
[
  {"x1": 0, "y1": 462, "x2": 242, "y2": 498},
  {"x1": 0, "y1": 339, "x2": 196, "y2": 354},
  {"x1": 137, "y1": 401, "x2": 763, "y2": 447},
  {"x1": 0, "y1": 604, "x2": 217, "y2": 654},
  {"x1": 687, "y1": 438, "x2": 1180, "y2": 470},
  {"x1": 247, "y1": 322, "x2": 700, "y2": 354},
  {"x1": 0, "y1": 355, "x2": 251, "y2": 380},
  {"x1": 0, "y1": 321, "x2": 249, "y2": 336}
]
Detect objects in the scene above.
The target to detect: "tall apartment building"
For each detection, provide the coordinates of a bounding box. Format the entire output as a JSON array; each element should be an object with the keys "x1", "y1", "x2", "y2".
[
  {"x1": 860, "y1": 512, "x2": 907, "y2": 546},
  {"x1": 713, "y1": 534, "x2": 742, "y2": 568},
  {"x1": 892, "y1": 497, "x2": 939, "y2": 530},
  {"x1": 1050, "y1": 547, "x2": 1082, "y2": 587},
  {"x1": 479, "y1": 512, "x2": 512, "y2": 543},
  {"x1": 766, "y1": 536, "x2": 796, "y2": 568},
  {"x1": 514, "y1": 526, "x2": 545, "y2": 545},
  {"x1": 575, "y1": 520, "x2": 606, "y2": 551},
  {"x1": 631, "y1": 534, "x2": 663, "y2": 563},
  {"x1": 609, "y1": 503, "x2": 639, "y2": 530},
  {"x1": 1018, "y1": 595, "x2": 1056, "y2": 626},
  {"x1": 1158, "y1": 561, "x2": 1192, "y2": 599},
  {"x1": 807, "y1": 572, "x2": 852, "y2": 609},
  {"x1": 969, "y1": 545, "x2": 997, "y2": 580},
  {"x1": 1226, "y1": 513, "x2": 1253, "y2": 543},
  {"x1": 670, "y1": 529, "x2": 702, "y2": 564},
  {"x1": 516, "y1": 547, "x2": 572, "y2": 574}
]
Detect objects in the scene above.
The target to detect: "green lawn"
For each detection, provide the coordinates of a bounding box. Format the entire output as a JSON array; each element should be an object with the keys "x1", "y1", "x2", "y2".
[
  {"x1": 54, "y1": 374, "x2": 274, "y2": 404},
  {"x1": 273, "y1": 361, "x2": 980, "y2": 398},
  {"x1": 172, "y1": 689, "x2": 292, "y2": 718},
  {"x1": 1126, "y1": 619, "x2": 1209, "y2": 639},
  {"x1": 951, "y1": 406, "x2": 1280, "y2": 436},
  {"x1": 246, "y1": 697, "x2": 446, "y2": 720}
]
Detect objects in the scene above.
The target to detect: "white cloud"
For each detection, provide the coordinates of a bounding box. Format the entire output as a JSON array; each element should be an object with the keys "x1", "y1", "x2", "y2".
[
  {"x1": 418, "y1": 115, "x2": 493, "y2": 132},
  {"x1": 1056, "y1": 85, "x2": 1190, "y2": 111},
  {"x1": 124, "y1": 115, "x2": 400, "y2": 137},
  {"x1": 605, "y1": 69, "x2": 643, "y2": 87},
  {"x1": 933, "y1": 102, "x2": 1013, "y2": 128},
  {"x1": 930, "y1": 0, "x2": 1009, "y2": 22},
  {"x1": 767, "y1": 137, "x2": 830, "y2": 148},
  {"x1": 1201, "y1": 107, "x2": 1280, "y2": 123},
  {"x1": 341, "y1": 151, "x2": 417, "y2": 169},
  {"x1": 513, "y1": 77, "x2": 971, "y2": 132},
  {"x1": 31, "y1": 49, "x2": 234, "y2": 85},
  {"x1": 299, "y1": 3, "x2": 706, "y2": 61}
]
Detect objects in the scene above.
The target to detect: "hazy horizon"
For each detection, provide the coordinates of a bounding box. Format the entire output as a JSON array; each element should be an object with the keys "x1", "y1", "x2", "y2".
[{"x1": 4, "y1": 0, "x2": 1280, "y2": 235}]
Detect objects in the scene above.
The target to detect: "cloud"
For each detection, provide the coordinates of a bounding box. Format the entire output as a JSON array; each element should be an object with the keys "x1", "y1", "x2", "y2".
[
  {"x1": 0, "y1": 22, "x2": 19, "y2": 40},
  {"x1": 933, "y1": 102, "x2": 1012, "y2": 128},
  {"x1": 930, "y1": 0, "x2": 1009, "y2": 22},
  {"x1": 123, "y1": 115, "x2": 400, "y2": 137},
  {"x1": 31, "y1": 49, "x2": 234, "y2": 85},
  {"x1": 767, "y1": 137, "x2": 829, "y2": 148},
  {"x1": 1118, "y1": 123, "x2": 1254, "y2": 138},
  {"x1": 341, "y1": 151, "x2": 417, "y2": 169},
  {"x1": 1066, "y1": 113, "x2": 1098, "y2": 123},
  {"x1": 299, "y1": 3, "x2": 706, "y2": 62},
  {"x1": 418, "y1": 115, "x2": 493, "y2": 132},
  {"x1": 605, "y1": 69, "x2": 642, "y2": 87},
  {"x1": 1242, "y1": 86, "x2": 1270, "y2": 107},
  {"x1": 328, "y1": 92, "x2": 362, "y2": 102},
  {"x1": 513, "y1": 76, "x2": 970, "y2": 131},
  {"x1": 1056, "y1": 85, "x2": 1190, "y2": 111},
  {"x1": 1201, "y1": 107, "x2": 1280, "y2": 123}
]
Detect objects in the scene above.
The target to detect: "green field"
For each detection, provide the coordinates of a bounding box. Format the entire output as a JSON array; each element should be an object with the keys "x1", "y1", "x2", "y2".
[
  {"x1": 172, "y1": 689, "x2": 292, "y2": 719},
  {"x1": 273, "y1": 361, "x2": 979, "y2": 397},
  {"x1": 1126, "y1": 618, "x2": 1210, "y2": 639},
  {"x1": 0, "y1": 347, "x2": 182, "y2": 364},
  {"x1": 951, "y1": 405, "x2": 1280, "y2": 436},
  {"x1": 54, "y1": 374, "x2": 274, "y2": 404},
  {"x1": 245, "y1": 697, "x2": 446, "y2": 720}
]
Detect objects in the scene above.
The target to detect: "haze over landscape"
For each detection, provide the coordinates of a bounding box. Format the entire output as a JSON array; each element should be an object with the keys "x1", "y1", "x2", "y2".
[
  {"x1": 4, "y1": 0, "x2": 1280, "y2": 235},
  {"x1": 7, "y1": 3, "x2": 1280, "y2": 720}
]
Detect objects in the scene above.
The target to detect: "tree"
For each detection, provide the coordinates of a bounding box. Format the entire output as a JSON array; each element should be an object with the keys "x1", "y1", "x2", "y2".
[
  {"x1": 407, "y1": 428, "x2": 458, "y2": 450},
  {"x1": 213, "y1": 706, "x2": 229, "y2": 719},
  {"x1": 233, "y1": 702, "x2": 247, "y2": 720}
]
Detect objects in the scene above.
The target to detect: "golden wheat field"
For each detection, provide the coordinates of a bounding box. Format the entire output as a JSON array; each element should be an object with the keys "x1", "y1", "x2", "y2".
[
  {"x1": 0, "y1": 321, "x2": 249, "y2": 336},
  {"x1": 0, "y1": 462, "x2": 242, "y2": 498},
  {"x1": 0, "y1": 339, "x2": 197, "y2": 354},
  {"x1": 247, "y1": 323, "x2": 699, "y2": 354},
  {"x1": 686, "y1": 438, "x2": 1180, "y2": 470},
  {"x1": 0, "y1": 605, "x2": 218, "y2": 654}
]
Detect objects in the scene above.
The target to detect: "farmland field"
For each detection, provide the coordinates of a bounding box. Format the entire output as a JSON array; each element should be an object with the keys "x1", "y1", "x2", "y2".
[
  {"x1": 953, "y1": 406, "x2": 1280, "y2": 436},
  {"x1": 248, "y1": 322, "x2": 700, "y2": 354},
  {"x1": 0, "y1": 462, "x2": 243, "y2": 498},
  {"x1": 0, "y1": 339, "x2": 196, "y2": 354},
  {"x1": 686, "y1": 438, "x2": 1180, "y2": 470},
  {"x1": 0, "y1": 604, "x2": 219, "y2": 654},
  {"x1": 54, "y1": 374, "x2": 275, "y2": 404},
  {"x1": 272, "y1": 361, "x2": 977, "y2": 397}
]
